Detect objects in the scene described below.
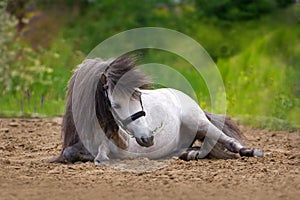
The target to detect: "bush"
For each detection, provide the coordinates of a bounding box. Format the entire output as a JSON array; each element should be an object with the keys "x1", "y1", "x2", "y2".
[{"x1": 0, "y1": 5, "x2": 18, "y2": 93}]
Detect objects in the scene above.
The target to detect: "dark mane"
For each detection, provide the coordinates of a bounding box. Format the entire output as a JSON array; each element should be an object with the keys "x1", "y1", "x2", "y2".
[
  {"x1": 105, "y1": 56, "x2": 152, "y2": 99},
  {"x1": 96, "y1": 55, "x2": 153, "y2": 141},
  {"x1": 59, "y1": 55, "x2": 152, "y2": 159}
]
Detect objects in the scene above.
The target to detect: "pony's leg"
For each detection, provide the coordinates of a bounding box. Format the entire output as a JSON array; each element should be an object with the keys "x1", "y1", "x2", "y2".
[
  {"x1": 94, "y1": 137, "x2": 110, "y2": 165},
  {"x1": 179, "y1": 146, "x2": 206, "y2": 161},
  {"x1": 62, "y1": 141, "x2": 94, "y2": 163},
  {"x1": 180, "y1": 121, "x2": 263, "y2": 160},
  {"x1": 197, "y1": 122, "x2": 263, "y2": 158}
]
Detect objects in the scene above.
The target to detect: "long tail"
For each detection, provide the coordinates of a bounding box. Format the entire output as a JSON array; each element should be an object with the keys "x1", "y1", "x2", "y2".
[
  {"x1": 51, "y1": 58, "x2": 105, "y2": 163},
  {"x1": 204, "y1": 111, "x2": 246, "y2": 159},
  {"x1": 50, "y1": 72, "x2": 80, "y2": 163}
]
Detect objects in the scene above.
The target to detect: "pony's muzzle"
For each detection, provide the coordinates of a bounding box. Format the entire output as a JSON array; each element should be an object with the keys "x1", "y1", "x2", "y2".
[{"x1": 135, "y1": 136, "x2": 154, "y2": 147}]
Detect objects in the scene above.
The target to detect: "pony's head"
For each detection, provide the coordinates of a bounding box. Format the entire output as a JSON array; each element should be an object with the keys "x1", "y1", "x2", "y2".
[
  {"x1": 109, "y1": 90, "x2": 154, "y2": 147},
  {"x1": 99, "y1": 56, "x2": 154, "y2": 147}
]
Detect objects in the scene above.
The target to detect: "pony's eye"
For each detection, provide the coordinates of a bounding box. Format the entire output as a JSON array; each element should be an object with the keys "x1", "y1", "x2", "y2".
[{"x1": 113, "y1": 104, "x2": 121, "y2": 109}]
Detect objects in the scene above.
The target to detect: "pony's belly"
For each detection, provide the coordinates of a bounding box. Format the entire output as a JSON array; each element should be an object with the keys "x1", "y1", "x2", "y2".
[
  {"x1": 111, "y1": 120, "x2": 181, "y2": 159},
  {"x1": 109, "y1": 88, "x2": 195, "y2": 160},
  {"x1": 111, "y1": 137, "x2": 179, "y2": 159}
]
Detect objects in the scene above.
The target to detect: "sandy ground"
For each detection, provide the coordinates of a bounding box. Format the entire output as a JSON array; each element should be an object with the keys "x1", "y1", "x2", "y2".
[{"x1": 0, "y1": 118, "x2": 299, "y2": 200}]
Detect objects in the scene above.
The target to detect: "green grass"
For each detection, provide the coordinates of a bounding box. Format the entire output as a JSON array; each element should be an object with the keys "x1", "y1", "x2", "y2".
[
  {"x1": 217, "y1": 25, "x2": 300, "y2": 129},
  {"x1": 0, "y1": 36, "x2": 85, "y2": 117},
  {"x1": 0, "y1": 4, "x2": 299, "y2": 130}
]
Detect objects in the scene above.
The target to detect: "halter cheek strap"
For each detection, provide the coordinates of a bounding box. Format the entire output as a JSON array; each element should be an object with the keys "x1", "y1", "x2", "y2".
[
  {"x1": 123, "y1": 111, "x2": 146, "y2": 126},
  {"x1": 100, "y1": 72, "x2": 146, "y2": 132}
]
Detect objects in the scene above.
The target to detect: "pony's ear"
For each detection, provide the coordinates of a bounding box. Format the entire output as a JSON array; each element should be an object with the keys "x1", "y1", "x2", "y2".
[{"x1": 100, "y1": 73, "x2": 107, "y2": 85}]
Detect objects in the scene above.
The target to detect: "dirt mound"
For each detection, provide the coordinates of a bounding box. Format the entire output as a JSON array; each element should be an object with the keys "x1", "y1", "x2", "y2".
[{"x1": 0, "y1": 118, "x2": 299, "y2": 200}]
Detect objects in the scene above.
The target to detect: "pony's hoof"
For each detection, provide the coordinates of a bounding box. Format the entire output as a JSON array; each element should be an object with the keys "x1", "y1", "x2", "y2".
[
  {"x1": 253, "y1": 149, "x2": 264, "y2": 158},
  {"x1": 94, "y1": 160, "x2": 109, "y2": 166},
  {"x1": 239, "y1": 148, "x2": 264, "y2": 158}
]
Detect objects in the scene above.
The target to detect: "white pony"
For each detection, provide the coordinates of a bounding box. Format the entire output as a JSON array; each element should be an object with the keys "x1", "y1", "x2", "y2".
[{"x1": 52, "y1": 56, "x2": 263, "y2": 164}]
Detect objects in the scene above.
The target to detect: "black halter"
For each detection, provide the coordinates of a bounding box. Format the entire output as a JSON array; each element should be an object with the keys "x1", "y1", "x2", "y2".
[{"x1": 100, "y1": 72, "x2": 146, "y2": 134}]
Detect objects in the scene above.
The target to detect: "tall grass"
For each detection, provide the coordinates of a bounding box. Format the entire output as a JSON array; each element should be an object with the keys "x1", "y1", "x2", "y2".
[
  {"x1": 218, "y1": 27, "x2": 300, "y2": 129},
  {"x1": 0, "y1": 35, "x2": 85, "y2": 117},
  {"x1": 0, "y1": 4, "x2": 298, "y2": 130}
]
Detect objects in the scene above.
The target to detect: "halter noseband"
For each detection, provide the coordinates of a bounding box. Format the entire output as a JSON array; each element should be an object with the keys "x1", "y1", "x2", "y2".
[{"x1": 100, "y1": 70, "x2": 146, "y2": 134}]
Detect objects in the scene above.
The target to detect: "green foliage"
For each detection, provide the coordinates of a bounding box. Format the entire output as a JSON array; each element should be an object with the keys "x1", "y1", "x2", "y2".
[
  {"x1": 0, "y1": 8, "x2": 84, "y2": 116},
  {"x1": 0, "y1": 36, "x2": 85, "y2": 117},
  {"x1": 61, "y1": 0, "x2": 179, "y2": 54},
  {"x1": 0, "y1": 1, "x2": 299, "y2": 130},
  {"x1": 236, "y1": 115, "x2": 297, "y2": 131},
  {"x1": 217, "y1": 25, "x2": 300, "y2": 128},
  {"x1": 193, "y1": 0, "x2": 293, "y2": 21},
  {"x1": 0, "y1": 4, "x2": 53, "y2": 95},
  {"x1": 0, "y1": 5, "x2": 18, "y2": 93}
]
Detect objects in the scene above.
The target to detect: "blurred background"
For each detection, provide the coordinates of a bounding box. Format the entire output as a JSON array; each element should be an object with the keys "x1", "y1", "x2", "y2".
[{"x1": 0, "y1": 0, "x2": 299, "y2": 130}]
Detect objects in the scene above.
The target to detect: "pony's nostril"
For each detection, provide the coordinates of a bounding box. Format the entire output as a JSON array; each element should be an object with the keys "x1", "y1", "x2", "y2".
[
  {"x1": 136, "y1": 136, "x2": 154, "y2": 147},
  {"x1": 141, "y1": 137, "x2": 149, "y2": 144},
  {"x1": 141, "y1": 136, "x2": 153, "y2": 144},
  {"x1": 141, "y1": 137, "x2": 147, "y2": 143}
]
